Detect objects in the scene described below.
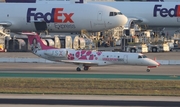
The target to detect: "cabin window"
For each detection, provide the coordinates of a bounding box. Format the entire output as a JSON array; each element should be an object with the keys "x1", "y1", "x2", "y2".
[
  {"x1": 118, "y1": 56, "x2": 119, "y2": 58},
  {"x1": 107, "y1": 56, "x2": 109, "y2": 58},
  {"x1": 109, "y1": 12, "x2": 123, "y2": 16}
]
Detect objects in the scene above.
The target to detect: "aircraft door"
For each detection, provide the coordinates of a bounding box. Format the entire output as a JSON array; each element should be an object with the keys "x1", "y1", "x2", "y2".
[
  {"x1": 66, "y1": 51, "x2": 68, "y2": 58},
  {"x1": 97, "y1": 11, "x2": 102, "y2": 21},
  {"x1": 123, "y1": 55, "x2": 128, "y2": 64},
  {"x1": 34, "y1": 22, "x2": 48, "y2": 32},
  {"x1": 177, "y1": 18, "x2": 180, "y2": 22}
]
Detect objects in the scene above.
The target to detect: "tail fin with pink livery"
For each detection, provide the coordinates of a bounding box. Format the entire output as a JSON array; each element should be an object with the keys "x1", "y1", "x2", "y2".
[{"x1": 22, "y1": 32, "x2": 56, "y2": 52}]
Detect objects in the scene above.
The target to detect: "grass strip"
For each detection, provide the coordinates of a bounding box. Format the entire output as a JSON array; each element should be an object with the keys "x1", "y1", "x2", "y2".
[{"x1": 0, "y1": 78, "x2": 179, "y2": 96}]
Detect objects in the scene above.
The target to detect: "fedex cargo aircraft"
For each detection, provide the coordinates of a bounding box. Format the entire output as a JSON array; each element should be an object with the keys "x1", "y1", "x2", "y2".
[
  {"x1": 0, "y1": 2, "x2": 127, "y2": 33},
  {"x1": 23, "y1": 32, "x2": 160, "y2": 72},
  {"x1": 11, "y1": 0, "x2": 180, "y2": 29},
  {"x1": 90, "y1": 2, "x2": 180, "y2": 29}
]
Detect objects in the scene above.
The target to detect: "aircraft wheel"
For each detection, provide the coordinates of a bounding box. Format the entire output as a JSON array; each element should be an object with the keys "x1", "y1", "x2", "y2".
[
  {"x1": 146, "y1": 68, "x2": 150, "y2": 72},
  {"x1": 131, "y1": 48, "x2": 136, "y2": 53},
  {"x1": 152, "y1": 47, "x2": 157, "y2": 52},
  {"x1": 76, "y1": 67, "x2": 81, "y2": 71},
  {"x1": 84, "y1": 66, "x2": 89, "y2": 71}
]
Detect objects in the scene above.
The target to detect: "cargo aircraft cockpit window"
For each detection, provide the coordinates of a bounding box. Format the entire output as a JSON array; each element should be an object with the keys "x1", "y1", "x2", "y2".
[
  {"x1": 109, "y1": 12, "x2": 123, "y2": 16},
  {"x1": 117, "y1": 12, "x2": 123, "y2": 15},
  {"x1": 109, "y1": 12, "x2": 113, "y2": 16}
]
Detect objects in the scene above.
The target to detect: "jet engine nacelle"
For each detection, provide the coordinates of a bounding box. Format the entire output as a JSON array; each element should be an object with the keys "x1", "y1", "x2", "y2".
[{"x1": 44, "y1": 49, "x2": 67, "y2": 58}]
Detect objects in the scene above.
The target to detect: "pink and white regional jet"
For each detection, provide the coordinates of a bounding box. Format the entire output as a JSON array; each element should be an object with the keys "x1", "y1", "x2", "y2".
[{"x1": 23, "y1": 32, "x2": 160, "y2": 72}]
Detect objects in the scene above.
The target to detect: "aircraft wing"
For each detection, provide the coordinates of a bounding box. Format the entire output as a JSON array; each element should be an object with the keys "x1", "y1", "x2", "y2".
[
  {"x1": 61, "y1": 60, "x2": 98, "y2": 66},
  {"x1": 0, "y1": 21, "x2": 12, "y2": 27}
]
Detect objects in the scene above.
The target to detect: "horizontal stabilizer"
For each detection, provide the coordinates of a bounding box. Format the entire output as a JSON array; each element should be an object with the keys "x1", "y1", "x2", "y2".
[{"x1": 21, "y1": 32, "x2": 37, "y2": 36}]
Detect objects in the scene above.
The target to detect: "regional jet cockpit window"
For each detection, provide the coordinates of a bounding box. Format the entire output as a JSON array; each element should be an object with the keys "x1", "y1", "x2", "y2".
[
  {"x1": 138, "y1": 55, "x2": 147, "y2": 59},
  {"x1": 142, "y1": 55, "x2": 147, "y2": 58},
  {"x1": 138, "y1": 55, "x2": 142, "y2": 59},
  {"x1": 109, "y1": 12, "x2": 123, "y2": 16}
]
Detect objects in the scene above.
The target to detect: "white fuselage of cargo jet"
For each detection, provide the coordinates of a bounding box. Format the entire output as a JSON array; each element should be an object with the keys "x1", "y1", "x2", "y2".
[
  {"x1": 0, "y1": 3, "x2": 127, "y2": 33},
  {"x1": 90, "y1": 2, "x2": 180, "y2": 28},
  {"x1": 27, "y1": 1, "x2": 180, "y2": 28}
]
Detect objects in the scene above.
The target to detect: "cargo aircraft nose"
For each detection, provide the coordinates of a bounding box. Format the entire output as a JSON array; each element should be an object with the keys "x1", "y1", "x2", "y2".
[
  {"x1": 117, "y1": 14, "x2": 128, "y2": 26},
  {"x1": 108, "y1": 11, "x2": 128, "y2": 29}
]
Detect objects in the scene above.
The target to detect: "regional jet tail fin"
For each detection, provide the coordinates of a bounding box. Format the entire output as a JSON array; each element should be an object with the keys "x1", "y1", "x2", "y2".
[{"x1": 22, "y1": 32, "x2": 56, "y2": 51}]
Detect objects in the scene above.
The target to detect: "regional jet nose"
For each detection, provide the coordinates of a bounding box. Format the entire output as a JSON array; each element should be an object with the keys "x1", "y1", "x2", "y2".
[{"x1": 148, "y1": 59, "x2": 161, "y2": 67}]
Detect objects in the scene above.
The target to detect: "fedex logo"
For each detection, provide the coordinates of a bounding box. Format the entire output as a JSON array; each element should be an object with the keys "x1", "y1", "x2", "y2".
[
  {"x1": 153, "y1": 5, "x2": 180, "y2": 17},
  {"x1": 27, "y1": 8, "x2": 74, "y2": 23}
]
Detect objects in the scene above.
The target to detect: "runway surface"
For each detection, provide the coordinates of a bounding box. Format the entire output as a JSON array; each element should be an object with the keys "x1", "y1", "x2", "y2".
[
  {"x1": 0, "y1": 94, "x2": 179, "y2": 107},
  {"x1": 0, "y1": 63, "x2": 179, "y2": 75}
]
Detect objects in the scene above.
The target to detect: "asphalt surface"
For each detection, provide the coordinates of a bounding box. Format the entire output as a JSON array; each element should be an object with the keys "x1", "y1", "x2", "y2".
[
  {"x1": 0, "y1": 63, "x2": 179, "y2": 76},
  {"x1": 0, "y1": 95, "x2": 179, "y2": 107}
]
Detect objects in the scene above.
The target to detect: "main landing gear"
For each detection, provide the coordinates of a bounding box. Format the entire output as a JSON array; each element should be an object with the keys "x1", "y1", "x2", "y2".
[
  {"x1": 76, "y1": 66, "x2": 90, "y2": 71},
  {"x1": 146, "y1": 68, "x2": 150, "y2": 72}
]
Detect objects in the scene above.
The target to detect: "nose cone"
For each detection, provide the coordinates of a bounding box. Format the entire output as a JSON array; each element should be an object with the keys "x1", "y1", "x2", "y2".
[
  {"x1": 106, "y1": 14, "x2": 128, "y2": 29},
  {"x1": 147, "y1": 59, "x2": 161, "y2": 68},
  {"x1": 107, "y1": 14, "x2": 128, "y2": 29},
  {"x1": 117, "y1": 15, "x2": 128, "y2": 26}
]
